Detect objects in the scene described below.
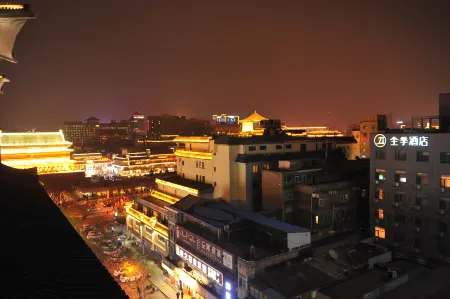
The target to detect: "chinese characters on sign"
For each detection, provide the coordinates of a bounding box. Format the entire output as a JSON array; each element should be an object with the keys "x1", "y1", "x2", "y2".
[
  {"x1": 176, "y1": 245, "x2": 224, "y2": 286},
  {"x1": 176, "y1": 226, "x2": 234, "y2": 271},
  {"x1": 374, "y1": 134, "x2": 428, "y2": 148}
]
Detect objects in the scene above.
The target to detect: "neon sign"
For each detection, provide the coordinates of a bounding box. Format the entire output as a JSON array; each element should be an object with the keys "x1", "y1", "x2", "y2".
[
  {"x1": 374, "y1": 134, "x2": 428, "y2": 147},
  {"x1": 176, "y1": 245, "x2": 223, "y2": 286}
]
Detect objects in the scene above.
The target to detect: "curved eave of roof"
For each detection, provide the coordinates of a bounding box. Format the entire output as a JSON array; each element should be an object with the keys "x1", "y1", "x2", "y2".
[{"x1": 239, "y1": 111, "x2": 268, "y2": 123}]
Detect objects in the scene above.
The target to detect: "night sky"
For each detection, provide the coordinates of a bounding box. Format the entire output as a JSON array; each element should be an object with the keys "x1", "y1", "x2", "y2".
[{"x1": 1, "y1": 0, "x2": 450, "y2": 130}]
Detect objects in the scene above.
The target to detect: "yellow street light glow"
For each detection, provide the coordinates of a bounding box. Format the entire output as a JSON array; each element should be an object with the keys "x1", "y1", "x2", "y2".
[
  {"x1": 151, "y1": 190, "x2": 179, "y2": 204},
  {"x1": 173, "y1": 136, "x2": 212, "y2": 143},
  {"x1": 155, "y1": 178, "x2": 199, "y2": 196},
  {"x1": 126, "y1": 206, "x2": 168, "y2": 237},
  {"x1": 174, "y1": 150, "x2": 212, "y2": 160}
]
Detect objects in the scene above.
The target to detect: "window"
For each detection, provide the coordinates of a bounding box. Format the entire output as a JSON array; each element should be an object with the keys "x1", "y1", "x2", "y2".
[
  {"x1": 440, "y1": 152, "x2": 450, "y2": 164},
  {"x1": 263, "y1": 164, "x2": 270, "y2": 170},
  {"x1": 376, "y1": 150, "x2": 387, "y2": 160},
  {"x1": 214, "y1": 182, "x2": 216, "y2": 187},
  {"x1": 416, "y1": 151, "x2": 430, "y2": 162},
  {"x1": 340, "y1": 194, "x2": 348, "y2": 202},
  {"x1": 414, "y1": 237, "x2": 421, "y2": 249},
  {"x1": 312, "y1": 160, "x2": 317, "y2": 166},
  {"x1": 439, "y1": 199, "x2": 448, "y2": 210},
  {"x1": 284, "y1": 175, "x2": 292, "y2": 183},
  {"x1": 372, "y1": 125, "x2": 376, "y2": 130},
  {"x1": 395, "y1": 171, "x2": 407, "y2": 183},
  {"x1": 300, "y1": 144, "x2": 306, "y2": 152},
  {"x1": 395, "y1": 150, "x2": 407, "y2": 161},
  {"x1": 376, "y1": 189, "x2": 384, "y2": 200},
  {"x1": 319, "y1": 198, "x2": 324, "y2": 206},
  {"x1": 276, "y1": 144, "x2": 282, "y2": 150},
  {"x1": 441, "y1": 175, "x2": 450, "y2": 187},
  {"x1": 375, "y1": 226, "x2": 386, "y2": 239},
  {"x1": 285, "y1": 144, "x2": 292, "y2": 149},
  {"x1": 362, "y1": 189, "x2": 366, "y2": 197},
  {"x1": 214, "y1": 167, "x2": 216, "y2": 172},
  {"x1": 260, "y1": 145, "x2": 267, "y2": 150},
  {"x1": 415, "y1": 195, "x2": 427, "y2": 207},
  {"x1": 252, "y1": 165, "x2": 259, "y2": 174},
  {"x1": 416, "y1": 173, "x2": 429, "y2": 185},
  {"x1": 202, "y1": 176, "x2": 205, "y2": 183},
  {"x1": 395, "y1": 192, "x2": 404, "y2": 203},
  {"x1": 439, "y1": 222, "x2": 447, "y2": 233},
  {"x1": 375, "y1": 169, "x2": 386, "y2": 181},
  {"x1": 196, "y1": 161, "x2": 198, "y2": 168},
  {"x1": 249, "y1": 146, "x2": 256, "y2": 151},
  {"x1": 322, "y1": 143, "x2": 327, "y2": 149},
  {"x1": 378, "y1": 209, "x2": 384, "y2": 219},
  {"x1": 196, "y1": 175, "x2": 199, "y2": 181}
]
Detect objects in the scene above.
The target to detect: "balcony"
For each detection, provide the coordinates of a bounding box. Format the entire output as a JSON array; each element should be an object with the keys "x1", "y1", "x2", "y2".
[{"x1": 175, "y1": 149, "x2": 212, "y2": 160}]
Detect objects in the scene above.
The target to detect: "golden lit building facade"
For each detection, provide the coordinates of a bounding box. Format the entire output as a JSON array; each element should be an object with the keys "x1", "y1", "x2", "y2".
[
  {"x1": 0, "y1": 130, "x2": 83, "y2": 174},
  {"x1": 112, "y1": 151, "x2": 176, "y2": 177}
]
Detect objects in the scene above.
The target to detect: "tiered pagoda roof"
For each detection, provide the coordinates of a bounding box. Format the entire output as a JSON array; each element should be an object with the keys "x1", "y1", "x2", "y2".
[{"x1": 240, "y1": 110, "x2": 268, "y2": 123}]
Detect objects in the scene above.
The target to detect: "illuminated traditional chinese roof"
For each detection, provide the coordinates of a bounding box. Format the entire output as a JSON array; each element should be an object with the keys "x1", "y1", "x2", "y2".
[
  {"x1": 0, "y1": 131, "x2": 72, "y2": 147},
  {"x1": 240, "y1": 110, "x2": 268, "y2": 123}
]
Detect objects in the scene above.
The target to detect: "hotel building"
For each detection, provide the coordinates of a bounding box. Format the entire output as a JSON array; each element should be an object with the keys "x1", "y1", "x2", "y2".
[
  {"x1": 370, "y1": 94, "x2": 450, "y2": 264},
  {"x1": 0, "y1": 130, "x2": 84, "y2": 174}
]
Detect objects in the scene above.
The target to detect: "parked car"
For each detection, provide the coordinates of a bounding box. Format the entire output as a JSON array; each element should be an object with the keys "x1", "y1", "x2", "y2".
[
  {"x1": 114, "y1": 268, "x2": 126, "y2": 277},
  {"x1": 119, "y1": 275, "x2": 129, "y2": 283},
  {"x1": 87, "y1": 207, "x2": 101, "y2": 212}
]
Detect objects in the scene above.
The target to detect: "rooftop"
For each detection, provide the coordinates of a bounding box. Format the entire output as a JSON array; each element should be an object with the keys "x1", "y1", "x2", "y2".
[
  {"x1": 0, "y1": 164, "x2": 127, "y2": 298},
  {"x1": 251, "y1": 261, "x2": 335, "y2": 298},
  {"x1": 378, "y1": 266, "x2": 450, "y2": 299},
  {"x1": 157, "y1": 176, "x2": 214, "y2": 193},
  {"x1": 319, "y1": 260, "x2": 424, "y2": 299},
  {"x1": 0, "y1": 131, "x2": 71, "y2": 147}
]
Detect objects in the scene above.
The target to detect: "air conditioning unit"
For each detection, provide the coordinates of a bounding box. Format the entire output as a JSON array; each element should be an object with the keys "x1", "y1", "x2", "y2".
[
  {"x1": 437, "y1": 209, "x2": 445, "y2": 215},
  {"x1": 393, "y1": 202, "x2": 399, "y2": 207},
  {"x1": 413, "y1": 248, "x2": 420, "y2": 253},
  {"x1": 415, "y1": 227, "x2": 421, "y2": 232},
  {"x1": 440, "y1": 187, "x2": 446, "y2": 193},
  {"x1": 393, "y1": 242, "x2": 399, "y2": 247},
  {"x1": 394, "y1": 222, "x2": 399, "y2": 228},
  {"x1": 393, "y1": 182, "x2": 400, "y2": 187},
  {"x1": 437, "y1": 232, "x2": 445, "y2": 237},
  {"x1": 413, "y1": 184, "x2": 421, "y2": 190},
  {"x1": 374, "y1": 180, "x2": 379, "y2": 185},
  {"x1": 373, "y1": 198, "x2": 379, "y2": 204},
  {"x1": 375, "y1": 219, "x2": 380, "y2": 224},
  {"x1": 414, "y1": 205, "x2": 421, "y2": 211}
]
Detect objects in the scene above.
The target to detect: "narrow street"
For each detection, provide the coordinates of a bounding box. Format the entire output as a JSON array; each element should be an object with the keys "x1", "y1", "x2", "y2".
[{"x1": 60, "y1": 197, "x2": 179, "y2": 299}]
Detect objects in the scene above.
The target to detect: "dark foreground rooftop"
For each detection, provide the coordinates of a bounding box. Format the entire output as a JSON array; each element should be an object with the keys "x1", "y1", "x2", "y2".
[{"x1": 0, "y1": 164, "x2": 127, "y2": 298}]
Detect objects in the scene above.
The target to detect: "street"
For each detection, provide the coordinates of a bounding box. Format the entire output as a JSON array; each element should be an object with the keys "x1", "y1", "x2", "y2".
[{"x1": 59, "y1": 197, "x2": 179, "y2": 299}]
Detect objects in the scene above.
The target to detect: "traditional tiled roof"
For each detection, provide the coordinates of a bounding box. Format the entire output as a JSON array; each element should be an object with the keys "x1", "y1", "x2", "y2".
[
  {"x1": 0, "y1": 131, "x2": 71, "y2": 146},
  {"x1": 240, "y1": 110, "x2": 268, "y2": 123}
]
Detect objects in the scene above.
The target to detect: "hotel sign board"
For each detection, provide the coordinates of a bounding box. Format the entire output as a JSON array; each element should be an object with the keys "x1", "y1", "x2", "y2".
[
  {"x1": 374, "y1": 134, "x2": 429, "y2": 148},
  {"x1": 176, "y1": 244, "x2": 224, "y2": 286},
  {"x1": 176, "y1": 225, "x2": 234, "y2": 271}
]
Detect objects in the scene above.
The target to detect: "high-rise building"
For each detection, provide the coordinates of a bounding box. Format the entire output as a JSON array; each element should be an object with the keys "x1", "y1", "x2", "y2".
[
  {"x1": 369, "y1": 94, "x2": 450, "y2": 265},
  {"x1": 129, "y1": 112, "x2": 147, "y2": 139},
  {"x1": 360, "y1": 114, "x2": 389, "y2": 159}
]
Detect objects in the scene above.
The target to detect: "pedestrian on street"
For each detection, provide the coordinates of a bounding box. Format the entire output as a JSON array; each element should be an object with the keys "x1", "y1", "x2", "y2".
[{"x1": 176, "y1": 292, "x2": 180, "y2": 299}]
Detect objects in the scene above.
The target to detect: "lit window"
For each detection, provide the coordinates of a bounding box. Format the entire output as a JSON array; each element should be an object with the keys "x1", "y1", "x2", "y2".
[
  {"x1": 375, "y1": 169, "x2": 386, "y2": 181},
  {"x1": 441, "y1": 175, "x2": 450, "y2": 188},
  {"x1": 376, "y1": 189, "x2": 384, "y2": 200},
  {"x1": 315, "y1": 216, "x2": 319, "y2": 224},
  {"x1": 252, "y1": 165, "x2": 259, "y2": 173},
  {"x1": 375, "y1": 226, "x2": 386, "y2": 239},
  {"x1": 378, "y1": 209, "x2": 384, "y2": 219}
]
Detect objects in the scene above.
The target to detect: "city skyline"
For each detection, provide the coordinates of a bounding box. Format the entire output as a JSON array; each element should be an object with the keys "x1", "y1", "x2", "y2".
[{"x1": 1, "y1": 0, "x2": 450, "y2": 129}]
